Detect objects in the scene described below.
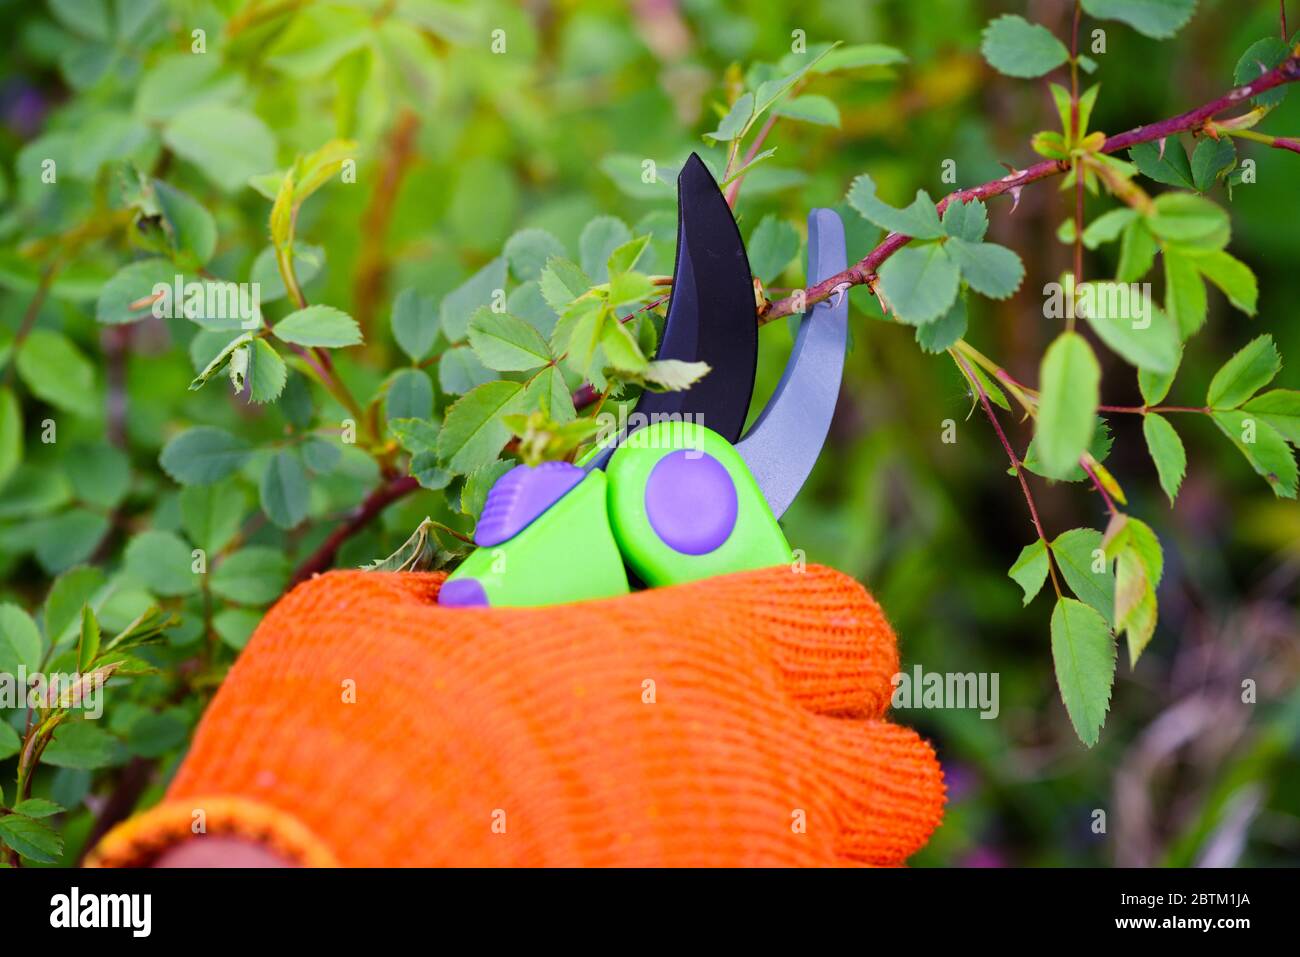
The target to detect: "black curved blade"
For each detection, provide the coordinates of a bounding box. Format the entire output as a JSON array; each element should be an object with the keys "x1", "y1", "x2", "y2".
[
  {"x1": 734, "y1": 208, "x2": 848, "y2": 518},
  {"x1": 632, "y1": 152, "x2": 758, "y2": 443}
]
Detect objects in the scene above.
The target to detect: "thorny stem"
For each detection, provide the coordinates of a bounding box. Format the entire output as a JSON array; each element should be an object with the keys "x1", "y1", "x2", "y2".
[
  {"x1": 760, "y1": 55, "x2": 1300, "y2": 324},
  {"x1": 952, "y1": 351, "x2": 1062, "y2": 597}
]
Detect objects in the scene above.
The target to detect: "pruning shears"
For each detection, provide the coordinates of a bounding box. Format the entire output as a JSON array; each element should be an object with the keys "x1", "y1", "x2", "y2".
[{"x1": 439, "y1": 153, "x2": 848, "y2": 608}]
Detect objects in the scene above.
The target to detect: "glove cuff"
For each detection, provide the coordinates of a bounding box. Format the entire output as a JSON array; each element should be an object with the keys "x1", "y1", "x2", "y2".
[{"x1": 86, "y1": 795, "x2": 339, "y2": 868}]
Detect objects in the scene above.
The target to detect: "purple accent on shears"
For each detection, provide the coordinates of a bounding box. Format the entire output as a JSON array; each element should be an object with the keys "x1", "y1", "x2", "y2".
[
  {"x1": 643, "y1": 450, "x2": 738, "y2": 555},
  {"x1": 438, "y1": 577, "x2": 489, "y2": 607},
  {"x1": 475, "y1": 462, "x2": 586, "y2": 547}
]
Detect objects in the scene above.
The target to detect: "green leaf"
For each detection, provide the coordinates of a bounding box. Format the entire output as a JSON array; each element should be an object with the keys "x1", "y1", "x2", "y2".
[
  {"x1": 1036, "y1": 332, "x2": 1100, "y2": 478},
  {"x1": 248, "y1": 339, "x2": 287, "y2": 403},
  {"x1": 189, "y1": 332, "x2": 254, "y2": 392},
  {"x1": 1129, "y1": 140, "x2": 1195, "y2": 189},
  {"x1": 811, "y1": 43, "x2": 907, "y2": 72},
  {"x1": 980, "y1": 14, "x2": 1070, "y2": 77},
  {"x1": 641, "y1": 359, "x2": 711, "y2": 392},
  {"x1": 30, "y1": 510, "x2": 110, "y2": 575},
  {"x1": 179, "y1": 481, "x2": 246, "y2": 554},
  {"x1": 1190, "y1": 137, "x2": 1236, "y2": 192},
  {"x1": 462, "y1": 460, "x2": 514, "y2": 520},
  {"x1": 519, "y1": 365, "x2": 576, "y2": 423},
  {"x1": 1081, "y1": 0, "x2": 1197, "y2": 39},
  {"x1": 504, "y1": 228, "x2": 565, "y2": 283},
  {"x1": 0, "y1": 386, "x2": 23, "y2": 489},
  {"x1": 1050, "y1": 597, "x2": 1116, "y2": 747},
  {"x1": 389, "y1": 418, "x2": 440, "y2": 455},
  {"x1": 163, "y1": 104, "x2": 276, "y2": 192},
  {"x1": 1139, "y1": 347, "x2": 1181, "y2": 405},
  {"x1": 411, "y1": 451, "x2": 452, "y2": 490},
  {"x1": 606, "y1": 235, "x2": 652, "y2": 278},
  {"x1": 1021, "y1": 417, "x2": 1113, "y2": 482},
  {"x1": 160, "y1": 426, "x2": 251, "y2": 485},
  {"x1": 124, "y1": 530, "x2": 197, "y2": 597},
  {"x1": 301, "y1": 437, "x2": 340, "y2": 474},
  {"x1": 748, "y1": 215, "x2": 800, "y2": 284},
  {"x1": 1009, "y1": 539, "x2": 1050, "y2": 605},
  {"x1": 44, "y1": 566, "x2": 107, "y2": 649},
  {"x1": 437, "y1": 380, "x2": 525, "y2": 474},
  {"x1": 151, "y1": 179, "x2": 218, "y2": 266},
  {"x1": 579, "y1": 217, "x2": 632, "y2": 283},
  {"x1": 77, "y1": 603, "x2": 100, "y2": 672},
  {"x1": 213, "y1": 607, "x2": 260, "y2": 650},
  {"x1": 941, "y1": 198, "x2": 989, "y2": 242},
  {"x1": 68, "y1": 442, "x2": 130, "y2": 509},
  {"x1": 135, "y1": 51, "x2": 244, "y2": 121},
  {"x1": 260, "y1": 450, "x2": 310, "y2": 528},
  {"x1": 1106, "y1": 517, "x2": 1164, "y2": 667},
  {"x1": 1146, "y1": 192, "x2": 1230, "y2": 245},
  {"x1": 916, "y1": 296, "x2": 967, "y2": 354},
  {"x1": 1162, "y1": 249, "x2": 1207, "y2": 338},
  {"x1": 846, "y1": 174, "x2": 944, "y2": 239},
  {"x1": 10, "y1": 798, "x2": 62, "y2": 819},
  {"x1": 212, "y1": 547, "x2": 290, "y2": 605},
  {"x1": 0, "y1": 814, "x2": 63, "y2": 864},
  {"x1": 1207, "y1": 334, "x2": 1280, "y2": 409},
  {"x1": 439, "y1": 347, "x2": 495, "y2": 395},
  {"x1": 273, "y1": 305, "x2": 363, "y2": 348},
  {"x1": 877, "y1": 243, "x2": 960, "y2": 325},
  {"x1": 538, "y1": 257, "x2": 592, "y2": 314},
  {"x1": 1116, "y1": 218, "x2": 1158, "y2": 282},
  {"x1": 1234, "y1": 37, "x2": 1291, "y2": 108},
  {"x1": 1078, "y1": 285, "x2": 1180, "y2": 373},
  {"x1": 1187, "y1": 249, "x2": 1257, "y2": 316},
  {"x1": 1212, "y1": 410, "x2": 1298, "y2": 498},
  {"x1": 441, "y1": 257, "x2": 507, "y2": 341},
  {"x1": 705, "y1": 92, "x2": 753, "y2": 142},
  {"x1": 946, "y1": 238, "x2": 1024, "y2": 299},
  {"x1": 1143, "y1": 413, "x2": 1187, "y2": 505},
  {"x1": 0, "y1": 722, "x2": 20, "y2": 761},
  {"x1": 467, "y1": 308, "x2": 552, "y2": 371},
  {"x1": 1080, "y1": 208, "x2": 1137, "y2": 248},
  {"x1": 1241, "y1": 390, "x2": 1300, "y2": 445},
  {"x1": 772, "y1": 94, "x2": 840, "y2": 127},
  {"x1": 125, "y1": 710, "x2": 190, "y2": 758},
  {"x1": 390, "y1": 288, "x2": 438, "y2": 361},
  {"x1": 601, "y1": 316, "x2": 648, "y2": 373},
  {"x1": 15, "y1": 330, "x2": 97, "y2": 417},
  {"x1": 385, "y1": 368, "x2": 434, "y2": 421},
  {"x1": 94, "y1": 259, "x2": 179, "y2": 325},
  {"x1": 43, "y1": 721, "x2": 120, "y2": 770},
  {"x1": 0, "y1": 604, "x2": 43, "y2": 675},
  {"x1": 1051, "y1": 528, "x2": 1116, "y2": 626}
]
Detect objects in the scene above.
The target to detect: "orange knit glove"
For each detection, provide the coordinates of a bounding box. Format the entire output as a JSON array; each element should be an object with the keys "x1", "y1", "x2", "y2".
[{"x1": 89, "y1": 564, "x2": 944, "y2": 867}]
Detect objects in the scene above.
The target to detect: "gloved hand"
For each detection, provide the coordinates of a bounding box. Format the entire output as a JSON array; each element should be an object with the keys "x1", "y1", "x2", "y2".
[{"x1": 89, "y1": 564, "x2": 944, "y2": 867}]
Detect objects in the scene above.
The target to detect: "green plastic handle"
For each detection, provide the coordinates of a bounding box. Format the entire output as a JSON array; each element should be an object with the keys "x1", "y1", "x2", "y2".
[
  {"x1": 442, "y1": 421, "x2": 792, "y2": 606},
  {"x1": 606, "y1": 419, "x2": 792, "y2": 587}
]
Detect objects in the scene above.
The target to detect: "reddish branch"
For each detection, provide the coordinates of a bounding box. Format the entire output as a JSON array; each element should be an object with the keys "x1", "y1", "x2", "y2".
[
  {"x1": 290, "y1": 474, "x2": 420, "y2": 586},
  {"x1": 760, "y1": 54, "x2": 1300, "y2": 324}
]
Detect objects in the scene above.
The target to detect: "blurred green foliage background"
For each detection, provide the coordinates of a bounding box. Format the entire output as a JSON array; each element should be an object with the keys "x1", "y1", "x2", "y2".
[{"x1": 0, "y1": 0, "x2": 1296, "y2": 866}]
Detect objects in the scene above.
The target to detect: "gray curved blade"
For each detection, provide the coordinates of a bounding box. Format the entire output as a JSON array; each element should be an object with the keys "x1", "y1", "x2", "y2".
[{"x1": 734, "y1": 208, "x2": 848, "y2": 518}]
